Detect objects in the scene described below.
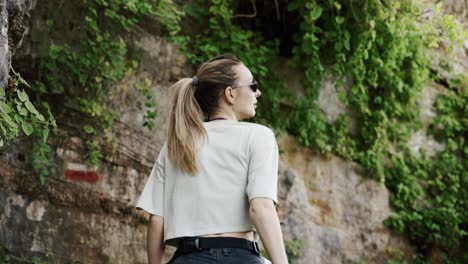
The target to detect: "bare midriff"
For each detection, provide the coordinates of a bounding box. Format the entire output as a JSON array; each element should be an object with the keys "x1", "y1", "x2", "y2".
[{"x1": 200, "y1": 230, "x2": 255, "y2": 241}]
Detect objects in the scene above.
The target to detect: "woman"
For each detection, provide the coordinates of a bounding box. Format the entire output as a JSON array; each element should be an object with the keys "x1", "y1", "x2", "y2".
[{"x1": 136, "y1": 54, "x2": 288, "y2": 264}]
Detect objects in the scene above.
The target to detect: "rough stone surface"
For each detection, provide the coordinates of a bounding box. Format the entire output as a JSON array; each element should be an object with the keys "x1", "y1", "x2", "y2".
[
  {"x1": 428, "y1": 1, "x2": 468, "y2": 84},
  {"x1": 1, "y1": 0, "x2": 465, "y2": 263},
  {"x1": 0, "y1": 1, "x2": 183, "y2": 263},
  {"x1": 0, "y1": 0, "x2": 36, "y2": 90},
  {"x1": 406, "y1": 84, "x2": 447, "y2": 157},
  {"x1": 443, "y1": 0, "x2": 467, "y2": 25},
  {"x1": 25, "y1": 200, "x2": 46, "y2": 221},
  {"x1": 0, "y1": 0, "x2": 8, "y2": 88},
  {"x1": 318, "y1": 76, "x2": 347, "y2": 123},
  {"x1": 276, "y1": 135, "x2": 413, "y2": 264}
]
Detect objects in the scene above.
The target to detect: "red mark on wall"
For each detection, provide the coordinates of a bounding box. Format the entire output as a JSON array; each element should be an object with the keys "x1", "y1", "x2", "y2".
[
  {"x1": 65, "y1": 170, "x2": 99, "y2": 184},
  {"x1": 64, "y1": 163, "x2": 99, "y2": 184}
]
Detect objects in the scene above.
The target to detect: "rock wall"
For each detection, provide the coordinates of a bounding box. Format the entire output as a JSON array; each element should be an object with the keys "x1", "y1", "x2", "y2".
[
  {"x1": 276, "y1": 135, "x2": 413, "y2": 263},
  {"x1": 1, "y1": 1, "x2": 185, "y2": 262},
  {"x1": 1, "y1": 0, "x2": 466, "y2": 263},
  {"x1": 0, "y1": 0, "x2": 36, "y2": 90}
]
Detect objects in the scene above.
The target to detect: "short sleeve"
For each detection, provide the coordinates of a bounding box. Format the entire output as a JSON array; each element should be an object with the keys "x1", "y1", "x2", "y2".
[
  {"x1": 246, "y1": 126, "x2": 279, "y2": 206},
  {"x1": 136, "y1": 144, "x2": 166, "y2": 217}
]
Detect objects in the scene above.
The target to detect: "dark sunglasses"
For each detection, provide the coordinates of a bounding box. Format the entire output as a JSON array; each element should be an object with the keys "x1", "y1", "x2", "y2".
[{"x1": 232, "y1": 80, "x2": 258, "y2": 92}]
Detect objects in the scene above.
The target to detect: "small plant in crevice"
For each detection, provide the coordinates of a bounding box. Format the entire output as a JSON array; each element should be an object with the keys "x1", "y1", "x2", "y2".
[{"x1": 284, "y1": 237, "x2": 302, "y2": 264}]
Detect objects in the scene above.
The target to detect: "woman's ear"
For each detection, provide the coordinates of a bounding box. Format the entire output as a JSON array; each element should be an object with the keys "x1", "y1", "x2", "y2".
[{"x1": 223, "y1": 86, "x2": 237, "y2": 105}]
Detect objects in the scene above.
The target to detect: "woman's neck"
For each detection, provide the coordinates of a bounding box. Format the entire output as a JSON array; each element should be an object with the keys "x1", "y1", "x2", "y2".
[{"x1": 209, "y1": 111, "x2": 237, "y2": 121}]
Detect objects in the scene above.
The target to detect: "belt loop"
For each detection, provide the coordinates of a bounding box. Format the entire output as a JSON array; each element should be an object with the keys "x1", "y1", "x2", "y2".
[
  {"x1": 252, "y1": 241, "x2": 260, "y2": 256},
  {"x1": 194, "y1": 237, "x2": 201, "y2": 251}
]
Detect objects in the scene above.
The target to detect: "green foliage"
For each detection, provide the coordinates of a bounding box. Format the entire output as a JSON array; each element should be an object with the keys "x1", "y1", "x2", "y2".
[
  {"x1": 4, "y1": 1, "x2": 180, "y2": 178},
  {"x1": 172, "y1": 0, "x2": 467, "y2": 261},
  {"x1": 136, "y1": 76, "x2": 158, "y2": 130},
  {"x1": 0, "y1": 69, "x2": 56, "y2": 184},
  {"x1": 2, "y1": 0, "x2": 465, "y2": 261},
  {"x1": 37, "y1": 0, "x2": 131, "y2": 165},
  {"x1": 384, "y1": 86, "x2": 467, "y2": 254},
  {"x1": 155, "y1": 0, "x2": 184, "y2": 35},
  {"x1": 35, "y1": 0, "x2": 179, "y2": 165},
  {"x1": 284, "y1": 237, "x2": 302, "y2": 264},
  {"x1": 259, "y1": 237, "x2": 301, "y2": 263},
  {"x1": 0, "y1": 69, "x2": 55, "y2": 147},
  {"x1": 171, "y1": 0, "x2": 285, "y2": 127},
  {"x1": 0, "y1": 244, "x2": 53, "y2": 264},
  {"x1": 32, "y1": 141, "x2": 52, "y2": 185}
]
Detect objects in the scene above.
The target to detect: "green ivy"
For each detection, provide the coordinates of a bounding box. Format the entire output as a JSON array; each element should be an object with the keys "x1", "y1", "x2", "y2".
[
  {"x1": 259, "y1": 238, "x2": 301, "y2": 264},
  {"x1": 170, "y1": 0, "x2": 286, "y2": 127},
  {"x1": 34, "y1": 0, "x2": 181, "y2": 165},
  {"x1": 3, "y1": 1, "x2": 181, "y2": 178},
  {"x1": 0, "y1": 68, "x2": 56, "y2": 184},
  {"x1": 0, "y1": 68, "x2": 55, "y2": 147},
  {"x1": 2, "y1": 0, "x2": 466, "y2": 261},
  {"x1": 284, "y1": 238, "x2": 302, "y2": 264}
]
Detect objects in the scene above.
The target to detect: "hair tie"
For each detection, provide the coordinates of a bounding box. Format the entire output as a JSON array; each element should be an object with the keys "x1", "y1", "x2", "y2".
[{"x1": 192, "y1": 76, "x2": 199, "y2": 88}]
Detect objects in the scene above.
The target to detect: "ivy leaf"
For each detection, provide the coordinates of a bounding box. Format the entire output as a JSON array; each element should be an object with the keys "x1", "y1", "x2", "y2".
[
  {"x1": 334, "y1": 2, "x2": 342, "y2": 10},
  {"x1": 4, "y1": 114, "x2": 17, "y2": 128},
  {"x1": 25, "y1": 101, "x2": 38, "y2": 114},
  {"x1": 0, "y1": 102, "x2": 12, "y2": 113},
  {"x1": 21, "y1": 121, "x2": 34, "y2": 136},
  {"x1": 83, "y1": 125, "x2": 95, "y2": 134},
  {"x1": 309, "y1": 6, "x2": 323, "y2": 20},
  {"x1": 41, "y1": 129, "x2": 49, "y2": 143},
  {"x1": 0, "y1": 87, "x2": 4, "y2": 98},
  {"x1": 287, "y1": 1, "x2": 302, "y2": 11},
  {"x1": 335, "y1": 16, "x2": 345, "y2": 25},
  {"x1": 18, "y1": 90, "x2": 29, "y2": 102},
  {"x1": 17, "y1": 104, "x2": 28, "y2": 116},
  {"x1": 35, "y1": 112, "x2": 46, "y2": 122}
]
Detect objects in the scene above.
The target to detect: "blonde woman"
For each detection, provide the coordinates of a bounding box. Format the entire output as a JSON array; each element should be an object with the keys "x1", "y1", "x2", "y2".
[{"x1": 136, "y1": 54, "x2": 288, "y2": 264}]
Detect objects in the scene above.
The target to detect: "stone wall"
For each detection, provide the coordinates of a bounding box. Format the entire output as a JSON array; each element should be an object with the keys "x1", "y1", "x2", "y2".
[
  {"x1": 1, "y1": 0, "x2": 466, "y2": 263},
  {"x1": 1, "y1": 1, "x2": 185, "y2": 262},
  {"x1": 276, "y1": 135, "x2": 413, "y2": 263},
  {"x1": 0, "y1": 0, "x2": 36, "y2": 91}
]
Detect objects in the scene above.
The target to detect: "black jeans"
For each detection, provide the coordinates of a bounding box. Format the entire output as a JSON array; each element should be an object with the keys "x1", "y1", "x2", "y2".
[{"x1": 168, "y1": 248, "x2": 264, "y2": 264}]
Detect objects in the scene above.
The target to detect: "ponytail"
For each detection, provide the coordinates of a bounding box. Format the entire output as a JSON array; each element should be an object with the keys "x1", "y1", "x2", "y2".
[{"x1": 166, "y1": 78, "x2": 207, "y2": 175}]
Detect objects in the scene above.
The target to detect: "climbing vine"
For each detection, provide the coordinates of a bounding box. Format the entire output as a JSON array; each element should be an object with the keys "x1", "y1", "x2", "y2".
[
  {"x1": 2, "y1": 0, "x2": 183, "y2": 182},
  {"x1": 171, "y1": 0, "x2": 285, "y2": 126},
  {"x1": 2, "y1": 0, "x2": 466, "y2": 261},
  {"x1": 32, "y1": 0, "x2": 182, "y2": 167},
  {"x1": 36, "y1": 0, "x2": 157, "y2": 166},
  {"x1": 0, "y1": 69, "x2": 56, "y2": 185}
]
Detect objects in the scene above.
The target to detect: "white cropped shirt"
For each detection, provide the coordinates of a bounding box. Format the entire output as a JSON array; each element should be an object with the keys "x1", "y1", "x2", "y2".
[{"x1": 136, "y1": 120, "x2": 279, "y2": 246}]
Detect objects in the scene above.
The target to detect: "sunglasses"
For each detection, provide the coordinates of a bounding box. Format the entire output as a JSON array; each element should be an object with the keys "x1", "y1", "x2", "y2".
[{"x1": 232, "y1": 80, "x2": 258, "y2": 93}]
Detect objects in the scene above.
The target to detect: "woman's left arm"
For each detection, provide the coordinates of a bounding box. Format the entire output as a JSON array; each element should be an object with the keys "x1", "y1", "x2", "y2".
[{"x1": 147, "y1": 214, "x2": 165, "y2": 264}]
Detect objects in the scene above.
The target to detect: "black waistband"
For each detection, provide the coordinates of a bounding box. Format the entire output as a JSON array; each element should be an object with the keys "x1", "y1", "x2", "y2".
[{"x1": 176, "y1": 236, "x2": 260, "y2": 256}]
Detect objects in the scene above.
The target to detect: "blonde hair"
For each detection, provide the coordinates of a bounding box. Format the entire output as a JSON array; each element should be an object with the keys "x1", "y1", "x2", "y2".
[
  {"x1": 166, "y1": 54, "x2": 241, "y2": 175},
  {"x1": 166, "y1": 78, "x2": 207, "y2": 175}
]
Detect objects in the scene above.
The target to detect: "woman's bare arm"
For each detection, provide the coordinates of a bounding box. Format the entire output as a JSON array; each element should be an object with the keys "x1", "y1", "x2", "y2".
[
  {"x1": 249, "y1": 198, "x2": 288, "y2": 264},
  {"x1": 147, "y1": 214, "x2": 165, "y2": 264}
]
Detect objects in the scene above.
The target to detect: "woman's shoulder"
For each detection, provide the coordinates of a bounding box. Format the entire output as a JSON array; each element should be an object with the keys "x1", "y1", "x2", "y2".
[
  {"x1": 237, "y1": 122, "x2": 275, "y2": 142},
  {"x1": 236, "y1": 121, "x2": 273, "y2": 132},
  {"x1": 204, "y1": 120, "x2": 275, "y2": 139}
]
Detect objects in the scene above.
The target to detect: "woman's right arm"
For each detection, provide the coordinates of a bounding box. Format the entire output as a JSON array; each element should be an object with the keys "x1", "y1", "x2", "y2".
[
  {"x1": 147, "y1": 214, "x2": 165, "y2": 264},
  {"x1": 249, "y1": 197, "x2": 288, "y2": 264}
]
